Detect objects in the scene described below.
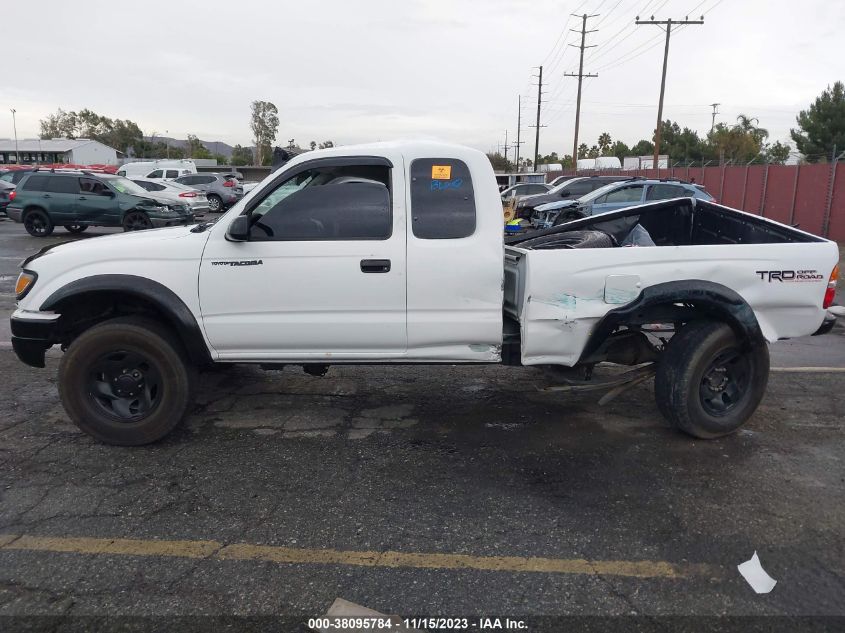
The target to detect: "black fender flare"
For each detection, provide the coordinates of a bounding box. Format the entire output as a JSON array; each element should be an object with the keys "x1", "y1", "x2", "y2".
[
  {"x1": 579, "y1": 280, "x2": 764, "y2": 363},
  {"x1": 40, "y1": 274, "x2": 212, "y2": 365}
]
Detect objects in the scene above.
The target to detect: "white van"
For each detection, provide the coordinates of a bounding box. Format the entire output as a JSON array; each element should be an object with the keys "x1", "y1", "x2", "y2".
[{"x1": 117, "y1": 160, "x2": 197, "y2": 181}]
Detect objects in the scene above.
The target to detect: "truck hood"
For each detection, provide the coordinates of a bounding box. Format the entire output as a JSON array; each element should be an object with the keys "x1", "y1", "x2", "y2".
[
  {"x1": 535, "y1": 199, "x2": 579, "y2": 212},
  {"x1": 22, "y1": 224, "x2": 204, "y2": 269}
]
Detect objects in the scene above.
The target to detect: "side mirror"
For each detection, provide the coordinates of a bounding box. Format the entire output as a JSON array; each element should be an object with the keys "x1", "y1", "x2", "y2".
[{"x1": 226, "y1": 214, "x2": 250, "y2": 242}]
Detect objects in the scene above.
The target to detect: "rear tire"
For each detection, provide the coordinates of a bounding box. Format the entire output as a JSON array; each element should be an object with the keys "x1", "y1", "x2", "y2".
[
  {"x1": 207, "y1": 194, "x2": 222, "y2": 212},
  {"x1": 23, "y1": 208, "x2": 54, "y2": 237},
  {"x1": 64, "y1": 224, "x2": 88, "y2": 234},
  {"x1": 58, "y1": 317, "x2": 194, "y2": 446},
  {"x1": 655, "y1": 321, "x2": 769, "y2": 439}
]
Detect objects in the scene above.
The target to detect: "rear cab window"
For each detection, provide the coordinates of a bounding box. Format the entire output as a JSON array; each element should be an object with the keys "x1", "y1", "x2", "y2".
[{"x1": 410, "y1": 158, "x2": 476, "y2": 239}]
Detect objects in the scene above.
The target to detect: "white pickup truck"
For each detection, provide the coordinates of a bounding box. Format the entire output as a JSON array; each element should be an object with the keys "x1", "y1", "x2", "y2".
[{"x1": 10, "y1": 141, "x2": 840, "y2": 445}]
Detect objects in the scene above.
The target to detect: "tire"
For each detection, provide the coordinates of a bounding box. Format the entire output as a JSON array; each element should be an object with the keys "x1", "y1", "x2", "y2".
[
  {"x1": 23, "y1": 208, "x2": 54, "y2": 237},
  {"x1": 58, "y1": 317, "x2": 195, "y2": 446},
  {"x1": 123, "y1": 210, "x2": 152, "y2": 231},
  {"x1": 64, "y1": 224, "x2": 88, "y2": 234},
  {"x1": 518, "y1": 229, "x2": 615, "y2": 250},
  {"x1": 207, "y1": 194, "x2": 222, "y2": 212},
  {"x1": 654, "y1": 321, "x2": 769, "y2": 439}
]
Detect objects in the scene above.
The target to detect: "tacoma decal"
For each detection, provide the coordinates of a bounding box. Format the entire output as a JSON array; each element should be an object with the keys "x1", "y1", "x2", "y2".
[
  {"x1": 756, "y1": 269, "x2": 823, "y2": 282},
  {"x1": 212, "y1": 260, "x2": 264, "y2": 267}
]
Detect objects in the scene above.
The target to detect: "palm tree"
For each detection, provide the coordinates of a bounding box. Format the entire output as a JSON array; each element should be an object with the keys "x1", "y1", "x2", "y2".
[
  {"x1": 735, "y1": 114, "x2": 769, "y2": 144},
  {"x1": 577, "y1": 143, "x2": 589, "y2": 159},
  {"x1": 598, "y1": 132, "x2": 612, "y2": 154}
]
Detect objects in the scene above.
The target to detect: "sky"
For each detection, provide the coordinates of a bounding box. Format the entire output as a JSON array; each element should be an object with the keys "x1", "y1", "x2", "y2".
[{"x1": 1, "y1": 0, "x2": 841, "y2": 159}]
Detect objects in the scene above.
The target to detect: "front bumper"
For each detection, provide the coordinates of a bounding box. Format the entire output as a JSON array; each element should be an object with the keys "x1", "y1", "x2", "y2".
[
  {"x1": 812, "y1": 311, "x2": 838, "y2": 336},
  {"x1": 10, "y1": 314, "x2": 58, "y2": 368},
  {"x1": 150, "y1": 214, "x2": 195, "y2": 228}
]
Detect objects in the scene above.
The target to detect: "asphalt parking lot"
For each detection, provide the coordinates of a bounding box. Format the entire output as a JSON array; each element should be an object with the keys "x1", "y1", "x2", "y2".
[{"x1": 0, "y1": 219, "x2": 844, "y2": 629}]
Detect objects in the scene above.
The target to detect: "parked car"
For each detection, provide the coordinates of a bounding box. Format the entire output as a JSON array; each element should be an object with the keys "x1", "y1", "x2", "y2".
[
  {"x1": 0, "y1": 167, "x2": 35, "y2": 186},
  {"x1": 0, "y1": 181, "x2": 15, "y2": 214},
  {"x1": 131, "y1": 178, "x2": 210, "y2": 215},
  {"x1": 117, "y1": 160, "x2": 197, "y2": 180},
  {"x1": 515, "y1": 175, "x2": 632, "y2": 219},
  {"x1": 532, "y1": 179, "x2": 715, "y2": 228},
  {"x1": 500, "y1": 182, "x2": 551, "y2": 202},
  {"x1": 547, "y1": 174, "x2": 581, "y2": 188},
  {"x1": 9, "y1": 141, "x2": 839, "y2": 446},
  {"x1": 6, "y1": 170, "x2": 194, "y2": 236},
  {"x1": 173, "y1": 173, "x2": 243, "y2": 211}
]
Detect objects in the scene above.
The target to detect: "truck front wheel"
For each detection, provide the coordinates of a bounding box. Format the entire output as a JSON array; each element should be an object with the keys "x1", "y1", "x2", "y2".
[
  {"x1": 654, "y1": 321, "x2": 769, "y2": 439},
  {"x1": 58, "y1": 317, "x2": 194, "y2": 446}
]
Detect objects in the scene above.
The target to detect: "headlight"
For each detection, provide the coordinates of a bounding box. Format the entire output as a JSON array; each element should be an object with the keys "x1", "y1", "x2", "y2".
[{"x1": 15, "y1": 270, "x2": 37, "y2": 300}]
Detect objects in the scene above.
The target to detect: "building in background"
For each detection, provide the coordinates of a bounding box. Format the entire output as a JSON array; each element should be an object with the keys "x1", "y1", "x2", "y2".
[{"x1": 0, "y1": 138, "x2": 122, "y2": 166}]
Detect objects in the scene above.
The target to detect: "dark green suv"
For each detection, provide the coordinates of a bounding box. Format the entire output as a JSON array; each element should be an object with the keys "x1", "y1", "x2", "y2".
[{"x1": 7, "y1": 170, "x2": 195, "y2": 237}]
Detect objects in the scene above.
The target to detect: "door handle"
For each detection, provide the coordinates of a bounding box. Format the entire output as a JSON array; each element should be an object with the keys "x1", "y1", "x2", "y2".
[
  {"x1": 360, "y1": 259, "x2": 391, "y2": 273},
  {"x1": 42, "y1": 194, "x2": 51, "y2": 198},
  {"x1": 78, "y1": 196, "x2": 87, "y2": 200}
]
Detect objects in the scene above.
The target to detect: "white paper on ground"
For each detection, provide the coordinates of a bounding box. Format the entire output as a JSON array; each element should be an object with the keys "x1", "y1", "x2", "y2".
[{"x1": 737, "y1": 551, "x2": 777, "y2": 594}]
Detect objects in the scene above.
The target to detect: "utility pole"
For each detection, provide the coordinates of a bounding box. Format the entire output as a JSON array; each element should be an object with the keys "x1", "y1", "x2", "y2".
[
  {"x1": 514, "y1": 95, "x2": 525, "y2": 171},
  {"x1": 529, "y1": 66, "x2": 546, "y2": 168},
  {"x1": 10, "y1": 109, "x2": 19, "y2": 165},
  {"x1": 564, "y1": 14, "x2": 599, "y2": 171},
  {"x1": 636, "y1": 15, "x2": 704, "y2": 170},
  {"x1": 709, "y1": 102, "x2": 720, "y2": 132},
  {"x1": 503, "y1": 129, "x2": 509, "y2": 164}
]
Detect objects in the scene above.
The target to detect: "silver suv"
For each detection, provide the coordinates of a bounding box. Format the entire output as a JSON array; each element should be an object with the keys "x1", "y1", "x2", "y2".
[{"x1": 173, "y1": 173, "x2": 243, "y2": 212}]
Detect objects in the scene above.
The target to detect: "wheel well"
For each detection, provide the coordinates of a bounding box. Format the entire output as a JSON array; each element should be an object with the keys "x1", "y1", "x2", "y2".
[
  {"x1": 23, "y1": 205, "x2": 46, "y2": 217},
  {"x1": 578, "y1": 280, "x2": 764, "y2": 364},
  {"x1": 44, "y1": 281, "x2": 212, "y2": 367}
]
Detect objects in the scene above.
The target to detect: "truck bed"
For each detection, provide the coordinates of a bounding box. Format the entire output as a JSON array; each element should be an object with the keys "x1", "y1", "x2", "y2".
[{"x1": 504, "y1": 198, "x2": 839, "y2": 366}]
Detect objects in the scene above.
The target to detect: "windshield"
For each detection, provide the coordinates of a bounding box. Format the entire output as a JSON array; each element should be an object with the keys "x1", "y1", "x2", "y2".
[
  {"x1": 106, "y1": 176, "x2": 152, "y2": 196},
  {"x1": 548, "y1": 177, "x2": 586, "y2": 195}
]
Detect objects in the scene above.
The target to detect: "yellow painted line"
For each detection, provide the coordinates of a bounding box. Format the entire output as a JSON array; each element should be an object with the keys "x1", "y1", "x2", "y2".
[
  {"x1": 0, "y1": 533, "x2": 714, "y2": 579},
  {"x1": 771, "y1": 366, "x2": 845, "y2": 373}
]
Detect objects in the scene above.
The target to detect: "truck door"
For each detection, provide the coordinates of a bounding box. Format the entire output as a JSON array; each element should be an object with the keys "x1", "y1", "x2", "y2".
[{"x1": 198, "y1": 155, "x2": 407, "y2": 359}]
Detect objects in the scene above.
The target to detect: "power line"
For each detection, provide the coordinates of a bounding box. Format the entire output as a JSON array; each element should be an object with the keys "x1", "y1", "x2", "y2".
[
  {"x1": 565, "y1": 13, "x2": 600, "y2": 167},
  {"x1": 636, "y1": 14, "x2": 705, "y2": 169}
]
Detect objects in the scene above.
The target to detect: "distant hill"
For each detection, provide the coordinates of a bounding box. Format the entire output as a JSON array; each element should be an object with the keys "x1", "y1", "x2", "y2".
[{"x1": 143, "y1": 137, "x2": 247, "y2": 159}]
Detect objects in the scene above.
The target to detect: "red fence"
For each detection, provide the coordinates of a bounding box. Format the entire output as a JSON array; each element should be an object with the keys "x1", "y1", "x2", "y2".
[{"x1": 548, "y1": 162, "x2": 845, "y2": 242}]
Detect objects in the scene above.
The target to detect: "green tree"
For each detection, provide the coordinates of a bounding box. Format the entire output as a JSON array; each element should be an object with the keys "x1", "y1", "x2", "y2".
[
  {"x1": 536, "y1": 151, "x2": 560, "y2": 165},
  {"x1": 706, "y1": 115, "x2": 769, "y2": 163},
  {"x1": 486, "y1": 152, "x2": 513, "y2": 171},
  {"x1": 309, "y1": 141, "x2": 317, "y2": 151},
  {"x1": 609, "y1": 140, "x2": 630, "y2": 161},
  {"x1": 764, "y1": 140, "x2": 791, "y2": 165},
  {"x1": 249, "y1": 100, "x2": 279, "y2": 165},
  {"x1": 38, "y1": 107, "x2": 143, "y2": 155},
  {"x1": 791, "y1": 81, "x2": 845, "y2": 161},
  {"x1": 230, "y1": 144, "x2": 254, "y2": 166},
  {"x1": 631, "y1": 139, "x2": 654, "y2": 156},
  {"x1": 318, "y1": 140, "x2": 335, "y2": 149},
  {"x1": 597, "y1": 132, "x2": 612, "y2": 155},
  {"x1": 577, "y1": 143, "x2": 589, "y2": 159},
  {"x1": 587, "y1": 145, "x2": 600, "y2": 159},
  {"x1": 185, "y1": 134, "x2": 213, "y2": 159}
]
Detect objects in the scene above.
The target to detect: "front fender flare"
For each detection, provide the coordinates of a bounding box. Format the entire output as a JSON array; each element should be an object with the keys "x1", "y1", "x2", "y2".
[{"x1": 40, "y1": 274, "x2": 211, "y2": 365}]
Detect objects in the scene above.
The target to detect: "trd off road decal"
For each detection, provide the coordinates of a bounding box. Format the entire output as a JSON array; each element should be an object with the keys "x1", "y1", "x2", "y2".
[
  {"x1": 211, "y1": 260, "x2": 264, "y2": 267},
  {"x1": 756, "y1": 269, "x2": 823, "y2": 282}
]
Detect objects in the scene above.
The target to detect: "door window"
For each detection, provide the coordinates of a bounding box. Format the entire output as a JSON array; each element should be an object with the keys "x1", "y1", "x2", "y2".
[
  {"x1": 248, "y1": 163, "x2": 392, "y2": 241},
  {"x1": 46, "y1": 177, "x2": 80, "y2": 194},
  {"x1": 146, "y1": 170, "x2": 164, "y2": 178},
  {"x1": 598, "y1": 185, "x2": 644, "y2": 204},
  {"x1": 79, "y1": 178, "x2": 109, "y2": 194},
  {"x1": 165, "y1": 170, "x2": 179, "y2": 178},
  {"x1": 409, "y1": 158, "x2": 475, "y2": 239},
  {"x1": 195, "y1": 176, "x2": 216, "y2": 185},
  {"x1": 21, "y1": 175, "x2": 50, "y2": 191},
  {"x1": 646, "y1": 184, "x2": 690, "y2": 200}
]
